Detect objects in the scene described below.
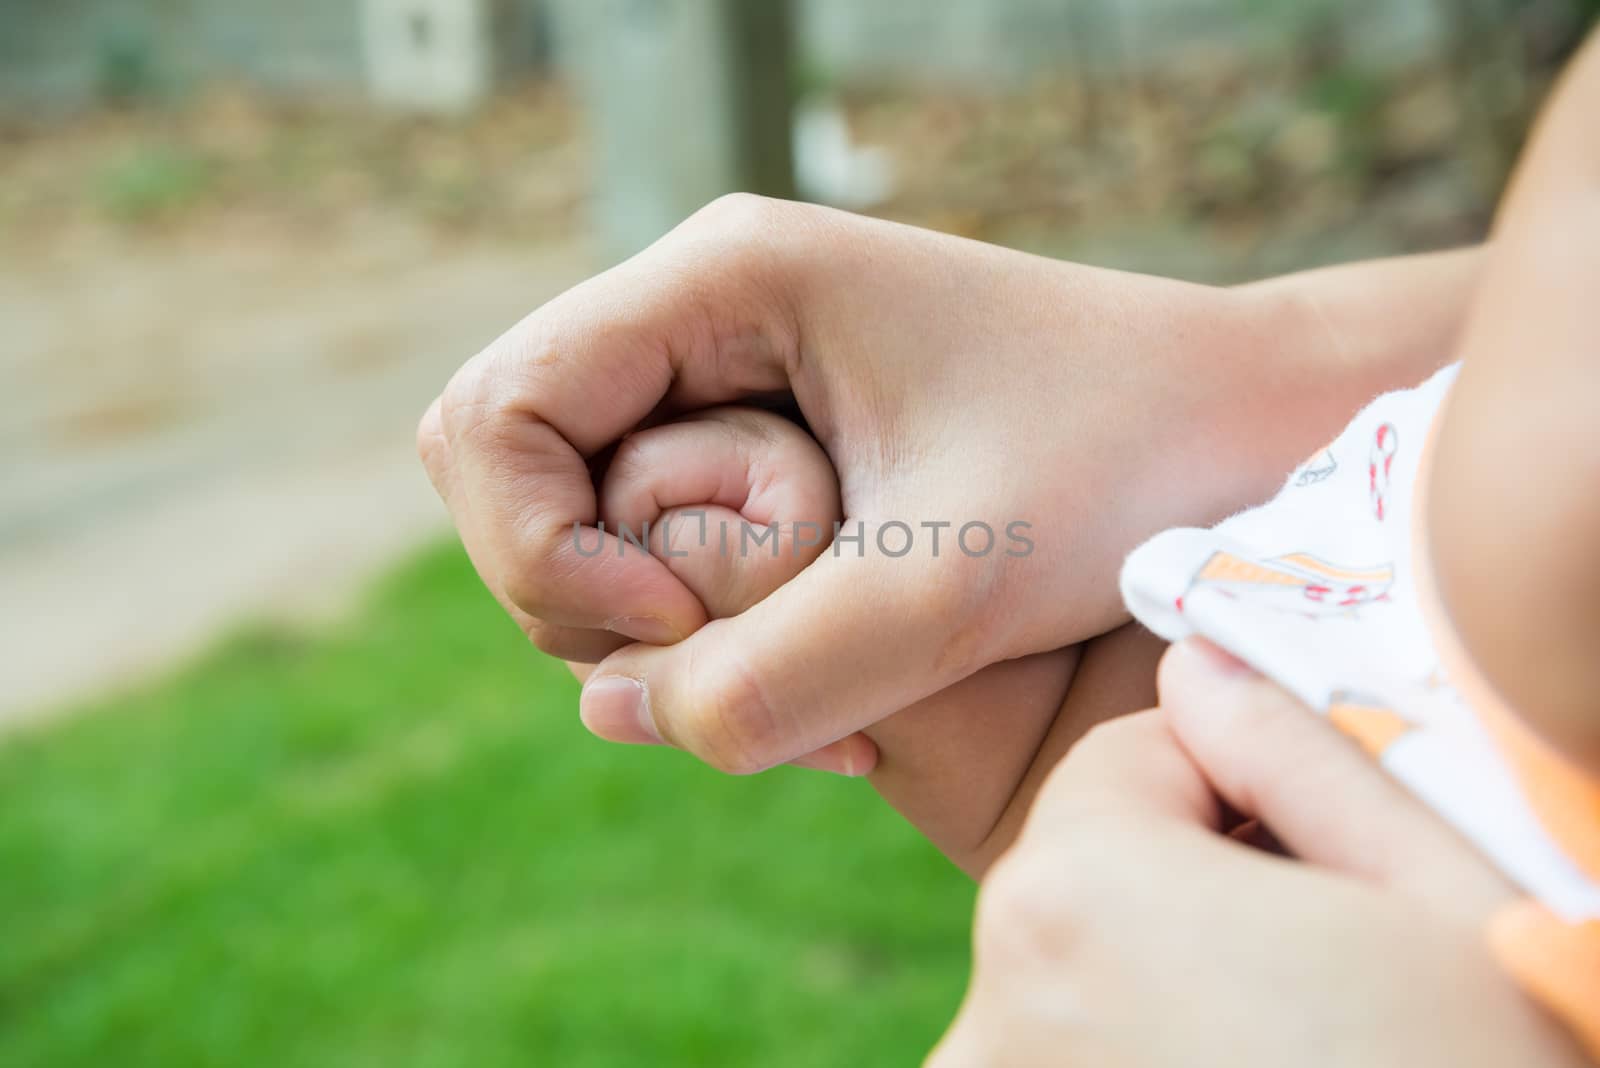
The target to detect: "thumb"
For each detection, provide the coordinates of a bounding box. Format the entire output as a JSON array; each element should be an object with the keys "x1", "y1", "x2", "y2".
[
  {"x1": 1159, "y1": 638, "x2": 1513, "y2": 922},
  {"x1": 580, "y1": 533, "x2": 1004, "y2": 775},
  {"x1": 621, "y1": 506, "x2": 883, "y2": 779}
]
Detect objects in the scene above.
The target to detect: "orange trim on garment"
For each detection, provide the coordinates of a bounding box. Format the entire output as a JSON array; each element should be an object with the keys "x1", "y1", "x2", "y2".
[
  {"x1": 1195, "y1": 553, "x2": 1305, "y2": 586},
  {"x1": 1410, "y1": 413, "x2": 1600, "y2": 882},
  {"x1": 1272, "y1": 553, "x2": 1394, "y2": 584},
  {"x1": 1479, "y1": 703, "x2": 1600, "y2": 882},
  {"x1": 1488, "y1": 902, "x2": 1600, "y2": 1063},
  {"x1": 1327, "y1": 703, "x2": 1412, "y2": 759},
  {"x1": 1412, "y1": 405, "x2": 1600, "y2": 1057}
]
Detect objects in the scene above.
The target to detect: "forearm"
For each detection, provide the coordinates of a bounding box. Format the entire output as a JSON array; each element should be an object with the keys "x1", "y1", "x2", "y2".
[
  {"x1": 865, "y1": 649, "x2": 1078, "y2": 879},
  {"x1": 1222, "y1": 246, "x2": 1485, "y2": 501},
  {"x1": 962, "y1": 624, "x2": 1168, "y2": 876}
]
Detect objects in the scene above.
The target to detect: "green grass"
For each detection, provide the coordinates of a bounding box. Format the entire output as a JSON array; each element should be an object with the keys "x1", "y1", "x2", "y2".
[{"x1": 0, "y1": 544, "x2": 973, "y2": 1067}]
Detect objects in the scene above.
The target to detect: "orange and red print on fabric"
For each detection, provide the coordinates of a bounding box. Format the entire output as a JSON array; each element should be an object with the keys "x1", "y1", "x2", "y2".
[{"x1": 1120, "y1": 364, "x2": 1600, "y2": 1059}]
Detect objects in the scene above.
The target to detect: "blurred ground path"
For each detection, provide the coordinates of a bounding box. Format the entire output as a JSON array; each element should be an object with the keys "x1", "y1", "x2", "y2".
[{"x1": 0, "y1": 223, "x2": 589, "y2": 728}]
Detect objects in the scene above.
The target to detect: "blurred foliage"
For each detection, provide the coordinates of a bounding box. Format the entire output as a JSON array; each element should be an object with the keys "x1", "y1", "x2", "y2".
[
  {"x1": 95, "y1": 24, "x2": 164, "y2": 106},
  {"x1": 93, "y1": 145, "x2": 213, "y2": 222},
  {"x1": 0, "y1": 544, "x2": 972, "y2": 1068},
  {"x1": 0, "y1": 18, "x2": 1576, "y2": 274},
  {"x1": 840, "y1": 24, "x2": 1570, "y2": 277},
  {"x1": 0, "y1": 82, "x2": 585, "y2": 239},
  {"x1": 791, "y1": 54, "x2": 843, "y2": 101},
  {"x1": 851, "y1": 62, "x2": 1488, "y2": 275}
]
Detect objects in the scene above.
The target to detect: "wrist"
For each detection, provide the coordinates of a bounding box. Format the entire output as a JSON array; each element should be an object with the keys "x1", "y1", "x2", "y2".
[
  {"x1": 1224, "y1": 279, "x2": 1368, "y2": 490},
  {"x1": 1116, "y1": 279, "x2": 1327, "y2": 521},
  {"x1": 1235, "y1": 246, "x2": 1484, "y2": 401},
  {"x1": 1213, "y1": 247, "x2": 1485, "y2": 499}
]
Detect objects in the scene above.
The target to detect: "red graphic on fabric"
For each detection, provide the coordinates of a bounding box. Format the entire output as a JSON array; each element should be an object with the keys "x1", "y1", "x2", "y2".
[
  {"x1": 1180, "y1": 551, "x2": 1395, "y2": 621},
  {"x1": 1370, "y1": 423, "x2": 1398, "y2": 520}
]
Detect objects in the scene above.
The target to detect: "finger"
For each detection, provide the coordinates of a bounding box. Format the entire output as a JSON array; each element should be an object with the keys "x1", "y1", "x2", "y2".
[
  {"x1": 528, "y1": 622, "x2": 630, "y2": 664},
  {"x1": 576, "y1": 503, "x2": 880, "y2": 772},
  {"x1": 1016, "y1": 709, "x2": 1222, "y2": 843},
  {"x1": 436, "y1": 211, "x2": 798, "y2": 642},
  {"x1": 601, "y1": 417, "x2": 878, "y2": 774},
  {"x1": 925, "y1": 1008, "x2": 999, "y2": 1068},
  {"x1": 601, "y1": 407, "x2": 839, "y2": 535},
  {"x1": 417, "y1": 396, "x2": 452, "y2": 497},
  {"x1": 578, "y1": 538, "x2": 1014, "y2": 774},
  {"x1": 420, "y1": 397, "x2": 629, "y2": 662},
  {"x1": 928, "y1": 713, "x2": 1216, "y2": 1068},
  {"x1": 971, "y1": 624, "x2": 1167, "y2": 870},
  {"x1": 788, "y1": 733, "x2": 880, "y2": 777},
  {"x1": 419, "y1": 393, "x2": 542, "y2": 633},
  {"x1": 1159, "y1": 638, "x2": 1514, "y2": 920},
  {"x1": 647, "y1": 506, "x2": 799, "y2": 622},
  {"x1": 602, "y1": 408, "x2": 839, "y2": 619},
  {"x1": 588, "y1": 404, "x2": 881, "y2": 774}
]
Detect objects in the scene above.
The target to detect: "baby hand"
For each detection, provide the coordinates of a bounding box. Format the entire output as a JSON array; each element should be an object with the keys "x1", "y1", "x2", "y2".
[
  {"x1": 589, "y1": 406, "x2": 1086, "y2": 872},
  {"x1": 588, "y1": 406, "x2": 872, "y2": 774}
]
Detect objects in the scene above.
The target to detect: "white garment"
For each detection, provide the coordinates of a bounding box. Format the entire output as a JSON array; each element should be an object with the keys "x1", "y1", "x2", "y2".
[{"x1": 1120, "y1": 363, "x2": 1600, "y2": 924}]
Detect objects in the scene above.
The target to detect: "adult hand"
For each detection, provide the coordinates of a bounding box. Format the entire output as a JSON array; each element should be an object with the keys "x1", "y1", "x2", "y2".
[
  {"x1": 929, "y1": 640, "x2": 1588, "y2": 1067},
  {"x1": 418, "y1": 195, "x2": 1354, "y2": 774}
]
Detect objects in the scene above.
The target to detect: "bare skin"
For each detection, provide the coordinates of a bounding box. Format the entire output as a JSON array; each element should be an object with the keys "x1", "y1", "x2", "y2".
[
  {"x1": 576, "y1": 404, "x2": 1165, "y2": 874},
  {"x1": 419, "y1": 163, "x2": 1489, "y2": 884},
  {"x1": 411, "y1": 51, "x2": 1600, "y2": 1066},
  {"x1": 1431, "y1": 30, "x2": 1600, "y2": 775},
  {"x1": 930, "y1": 644, "x2": 1590, "y2": 1067},
  {"x1": 419, "y1": 199, "x2": 1482, "y2": 781},
  {"x1": 937, "y1": 28, "x2": 1600, "y2": 1064}
]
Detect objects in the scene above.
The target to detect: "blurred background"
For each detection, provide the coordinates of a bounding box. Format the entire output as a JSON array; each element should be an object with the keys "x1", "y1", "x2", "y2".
[{"x1": 0, "y1": 1, "x2": 1593, "y2": 1064}]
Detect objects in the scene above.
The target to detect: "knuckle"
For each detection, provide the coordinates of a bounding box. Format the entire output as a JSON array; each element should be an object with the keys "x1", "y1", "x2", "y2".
[
  {"x1": 416, "y1": 400, "x2": 448, "y2": 471},
  {"x1": 678, "y1": 194, "x2": 816, "y2": 287},
  {"x1": 498, "y1": 530, "x2": 570, "y2": 619},
  {"x1": 915, "y1": 554, "x2": 1001, "y2": 679},
  {"x1": 438, "y1": 362, "x2": 496, "y2": 440},
  {"x1": 438, "y1": 344, "x2": 547, "y2": 450},
  {"x1": 499, "y1": 570, "x2": 549, "y2": 621},
  {"x1": 690, "y1": 191, "x2": 782, "y2": 236},
  {"x1": 680, "y1": 650, "x2": 783, "y2": 776},
  {"x1": 603, "y1": 434, "x2": 660, "y2": 507},
  {"x1": 975, "y1": 853, "x2": 1079, "y2": 967}
]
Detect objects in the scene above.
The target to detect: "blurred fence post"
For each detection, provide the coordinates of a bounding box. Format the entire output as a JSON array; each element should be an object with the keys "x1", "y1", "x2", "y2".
[
  {"x1": 552, "y1": 0, "x2": 796, "y2": 262},
  {"x1": 363, "y1": 0, "x2": 495, "y2": 114}
]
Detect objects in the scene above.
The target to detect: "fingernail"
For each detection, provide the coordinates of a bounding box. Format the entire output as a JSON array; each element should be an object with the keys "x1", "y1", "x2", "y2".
[
  {"x1": 579, "y1": 676, "x2": 661, "y2": 745},
  {"x1": 790, "y1": 751, "x2": 856, "y2": 777},
  {"x1": 606, "y1": 615, "x2": 683, "y2": 645},
  {"x1": 788, "y1": 735, "x2": 877, "y2": 778},
  {"x1": 1178, "y1": 638, "x2": 1256, "y2": 679}
]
